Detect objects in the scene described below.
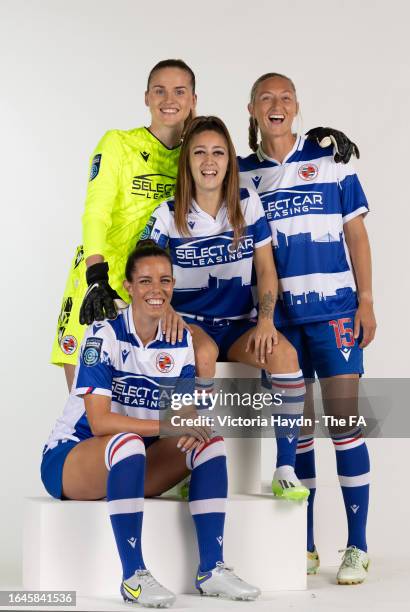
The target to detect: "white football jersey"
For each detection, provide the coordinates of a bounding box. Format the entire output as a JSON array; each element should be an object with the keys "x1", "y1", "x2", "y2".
[
  {"x1": 239, "y1": 136, "x2": 369, "y2": 326},
  {"x1": 143, "y1": 188, "x2": 272, "y2": 321},
  {"x1": 44, "y1": 306, "x2": 194, "y2": 450}
]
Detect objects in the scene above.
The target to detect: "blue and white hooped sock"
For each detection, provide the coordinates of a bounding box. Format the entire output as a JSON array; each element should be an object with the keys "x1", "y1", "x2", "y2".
[
  {"x1": 295, "y1": 435, "x2": 316, "y2": 552},
  {"x1": 187, "y1": 435, "x2": 227, "y2": 572},
  {"x1": 268, "y1": 370, "x2": 306, "y2": 468},
  {"x1": 105, "y1": 433, "x2": 146, "y2": 579},
  {"x1": 331, "y1": 427, "x2": 370, "y2": 552}
]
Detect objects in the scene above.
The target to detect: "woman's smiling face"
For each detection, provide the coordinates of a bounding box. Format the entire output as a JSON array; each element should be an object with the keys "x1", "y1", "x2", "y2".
[
  {"x1": 249, "y1": 75, "x2": 298, "y2": 139},
  {"x1": 124, "y1": 256, "x2": 174, "y2": 321},
  {"x1": 145, "y1": 67, "x2": 197, "y2": 129},
  {"x1": 188, "y1": 130, "x2": 229, "y2": 196}
]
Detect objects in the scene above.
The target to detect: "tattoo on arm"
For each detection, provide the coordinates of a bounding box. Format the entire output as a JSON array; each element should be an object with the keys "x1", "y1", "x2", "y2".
[{"x1": 260, "y1": 291, "x2": 275, "y2": 319}]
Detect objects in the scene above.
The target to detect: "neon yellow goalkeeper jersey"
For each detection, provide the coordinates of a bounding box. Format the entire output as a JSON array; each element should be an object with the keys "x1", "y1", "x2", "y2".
[
  {"x1": 83, "y1": 126, "x2": 181, "y2": 261},
  {"x1": 50, "y1": 127, "x2": 180, "y2": 367}
]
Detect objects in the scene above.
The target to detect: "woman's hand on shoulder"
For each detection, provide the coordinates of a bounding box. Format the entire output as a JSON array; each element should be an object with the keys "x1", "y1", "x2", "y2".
[{"x1": 161, "y1": 306, "x2": 192, "y2": 344}]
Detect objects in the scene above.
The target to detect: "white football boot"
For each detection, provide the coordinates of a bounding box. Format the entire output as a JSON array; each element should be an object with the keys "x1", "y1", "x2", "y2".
[
  {"x1": 272, "y1": 466, "x2": 309, "y2": 501},
  {"x1": 307, "y1": 547, "x2": 320, "y2": 575},
  {"x1": 195, "y1": 562, "x2": 261, "y2": 600},
  {"x1": 121, "y1": 569, "x2": 176, "y2": 607},
  {"x1": 337, "y1": 546, "x2": 370, "y2": 585}
]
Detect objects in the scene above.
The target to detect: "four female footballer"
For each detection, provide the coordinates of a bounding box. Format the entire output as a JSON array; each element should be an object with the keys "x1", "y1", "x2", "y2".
[
  {"x1": 41, "y1": 241, "x2": 260, "y2": 607},
  {"x1": 51, "y1": 59, "x2": 197, "y2": 391},
  {"x1": 239, "y1": 72, "x2": 376, "y2": 584},
  {"x1": 142, "y1": 115, "x2": 310, "y2": 501},
  {"x1": 50, "y1": 56, "x2": 355, "y2": 395}
]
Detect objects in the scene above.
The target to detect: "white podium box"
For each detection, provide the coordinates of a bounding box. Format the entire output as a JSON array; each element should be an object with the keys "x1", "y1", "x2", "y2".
[
  {"x1": 23, "y1": 495, "x2": 306, "y2": 596},
  {"x1": 224, "y1": 438, "x2": 261, "y2": 494},
  {"x1": 216, "y1": 361, "x2": 262, "y2": 495}
]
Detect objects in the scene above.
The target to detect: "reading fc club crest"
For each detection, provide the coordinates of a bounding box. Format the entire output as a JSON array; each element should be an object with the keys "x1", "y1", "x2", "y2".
[
  {"x1": 298, "y1": 163, "x2": 318, "y2": 181},
  {"x1": 61, "y1": 335, "x2": 78, "y2": 355},
  {"x1": 156, "y1": 352, "x2": 174, "y2": 373}
]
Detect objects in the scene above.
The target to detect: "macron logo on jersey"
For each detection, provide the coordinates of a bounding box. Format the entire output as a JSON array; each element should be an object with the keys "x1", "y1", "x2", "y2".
[
  {"x1": 261, "y1": 189, "x2": 324, "y2": 221},
  {"x1": 252, "y1": 175, "x2": 262, "y2": 189}
]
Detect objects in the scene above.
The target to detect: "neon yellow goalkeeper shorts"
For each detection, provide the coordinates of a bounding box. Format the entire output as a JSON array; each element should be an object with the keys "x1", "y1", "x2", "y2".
[{"x1": 50, "y1": 246, "x2": 131, "y2": 367}]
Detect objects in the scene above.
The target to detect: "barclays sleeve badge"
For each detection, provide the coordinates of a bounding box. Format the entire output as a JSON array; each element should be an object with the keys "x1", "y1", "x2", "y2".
[
  {"x1": 89, "y1": 154, "x2": 102, "y2": 181},
  {"x1": 82, "y1": 337, "x2": 103, "y2": 366}
]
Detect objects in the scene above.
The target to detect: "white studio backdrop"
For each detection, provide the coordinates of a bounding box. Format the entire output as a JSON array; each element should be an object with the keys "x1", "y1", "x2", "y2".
[{"x1": 0, "y1": 0, "x2": 409, "y2": 585}]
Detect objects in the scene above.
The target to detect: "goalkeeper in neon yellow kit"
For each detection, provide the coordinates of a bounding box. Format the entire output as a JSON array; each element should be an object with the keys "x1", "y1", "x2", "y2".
[{"x1": 51, "y1": 59, "x2": 197, "y2": 389}]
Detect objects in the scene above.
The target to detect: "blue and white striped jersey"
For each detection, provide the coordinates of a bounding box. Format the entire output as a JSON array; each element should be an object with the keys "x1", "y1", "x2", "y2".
[
  {"x1": 44, "y1": 306, "x2": 195, "y2": 450},
  {"x1": 238, "y1": 136, "x2": 369, "y2": 326},
  {"x1": 144, "y1": 188, "x2": 272, "y2": 321}
]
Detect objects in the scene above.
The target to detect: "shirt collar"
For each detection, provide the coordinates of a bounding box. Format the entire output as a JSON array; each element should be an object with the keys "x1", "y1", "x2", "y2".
[
  {"x1": 257, "y1": 134, "x2": 304, "y2": 164},
  {"x1": 126, "y1": 305, "x2": 163, "y2": 345},
  {"x1": 190, "y1": 199, "x2": 226, "y2": 222}
]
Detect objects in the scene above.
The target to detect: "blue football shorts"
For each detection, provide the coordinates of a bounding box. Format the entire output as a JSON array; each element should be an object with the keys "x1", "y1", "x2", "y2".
[
  {"x1": 182, "y1": 316, "x2": 256, "y2": 361},
  {"x1": 41, "y1": 436, "x2": 160, "y2": 500},
  {"x1": 279, "y1": 314, "x2": 364, "y2": 379}
]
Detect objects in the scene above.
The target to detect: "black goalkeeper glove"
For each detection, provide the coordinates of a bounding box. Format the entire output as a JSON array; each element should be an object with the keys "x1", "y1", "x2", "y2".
[
  {"x1": 79, "y1": 262, "x2": 125, "y2": 325},
  {"x1": 305, "y1": 127, "x2": 360, "y2": 164}
]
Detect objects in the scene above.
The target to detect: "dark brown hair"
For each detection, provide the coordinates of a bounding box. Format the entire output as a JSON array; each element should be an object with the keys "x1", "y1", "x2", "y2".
[
  {"x1": 174, "y1": 116, "x2": 245, "y2": 245},
  {"x1": 126, "y1": 240, "x2": 173, "y2": 281},
  {"x1": 248, "y1": 72, "x2": 297, "y2": 152}
]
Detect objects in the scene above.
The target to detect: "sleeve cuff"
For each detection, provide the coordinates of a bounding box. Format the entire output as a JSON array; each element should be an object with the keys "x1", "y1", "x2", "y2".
[
  {"x1": 343, "y1": 206, "x2": 369, "y2": 225},
  {"x1": 254, "y1": 236, "x2": 273, "y2": 248},
  {"x1": 73, "y1": 387, "x2": 112, "y2": 397}
]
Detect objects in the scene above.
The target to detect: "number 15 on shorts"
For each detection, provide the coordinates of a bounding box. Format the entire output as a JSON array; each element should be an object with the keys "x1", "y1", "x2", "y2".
[{"x1": 329, "y1": 318, "x2": 355, "y2": 349}]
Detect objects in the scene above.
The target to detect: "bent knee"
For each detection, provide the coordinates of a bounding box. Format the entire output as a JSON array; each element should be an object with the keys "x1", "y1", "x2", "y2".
[
  {"x1": 105, "y1": 432, "x2": 146, "y2": 470},
  {"x1": 267, "y1": 339, "x2": 299, "y2": 373},
  {"x1": 194, "y1": 342, "x2": 219, "y2": 374}
]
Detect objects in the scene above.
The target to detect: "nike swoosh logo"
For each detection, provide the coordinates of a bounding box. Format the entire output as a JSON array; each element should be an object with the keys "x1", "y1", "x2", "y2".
[
  {"x1": 123, "y1": 582, "x2": 142, "y2": 599},
  {"x1": 197, "y1": 574, "x2": 209, "y2": 581}
]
